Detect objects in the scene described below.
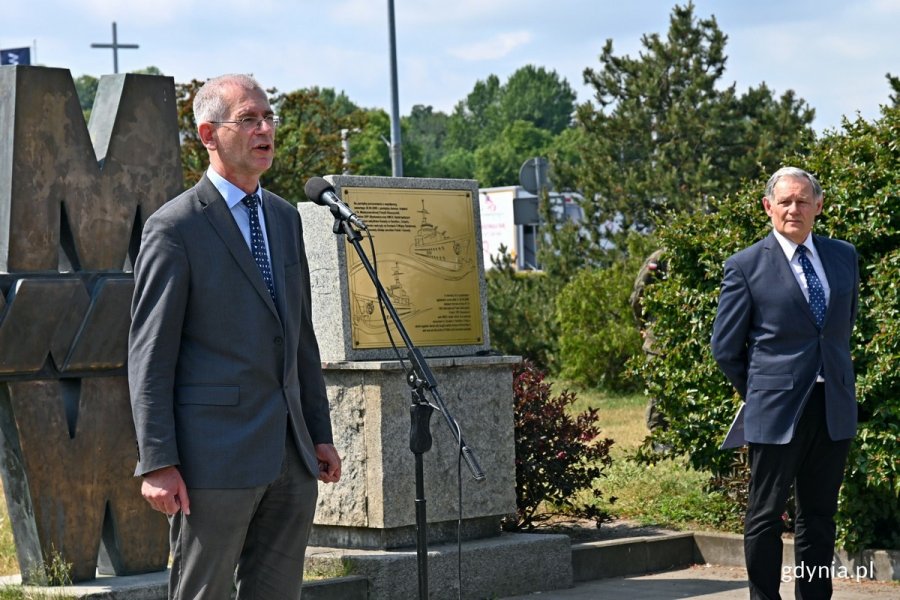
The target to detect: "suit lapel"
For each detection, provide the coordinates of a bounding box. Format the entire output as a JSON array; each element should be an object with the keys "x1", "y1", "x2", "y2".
[
  {"x1": 261, "y1": 191, "x2": 288, "y2": 321},
  {"x1": 764, "y1": 232, "x2": 818, "y2": 327},
  {"x1": 196, "y1": 177, "x2": 280, "y2": 321},
  {"x1": 812, "y1": 234, "x2": 837, "y2": 327}
]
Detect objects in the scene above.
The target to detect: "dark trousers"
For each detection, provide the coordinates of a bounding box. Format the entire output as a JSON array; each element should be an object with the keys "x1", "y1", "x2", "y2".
[
  {"x1": 168, "y1": 436, "x2": 318, "y2": 600},
  {"x1": 744, "y1": 384, "x2": 851, "y2": 600}
]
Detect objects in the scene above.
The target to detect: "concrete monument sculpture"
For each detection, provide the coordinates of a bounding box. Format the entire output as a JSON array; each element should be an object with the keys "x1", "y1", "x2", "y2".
[{"x1": 0, "y1": 65, "x2": 178, "y2": 583}]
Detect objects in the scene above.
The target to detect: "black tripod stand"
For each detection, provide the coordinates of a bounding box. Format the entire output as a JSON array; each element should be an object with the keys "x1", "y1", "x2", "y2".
[{"x1": 332, "y1": 217, "x2": 485, "y2": 600}]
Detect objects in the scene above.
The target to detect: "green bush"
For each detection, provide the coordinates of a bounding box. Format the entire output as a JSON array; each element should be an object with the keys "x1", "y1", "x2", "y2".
[
  {"x1": 486, "y1": 250, "x2": 562, "y2": 372},
  {"x1": 556, "y1": 262, "x2": 641, "y2": 391},
  {"x1": 634, "y1": 105, "x2": 900, "y2": 550},
  {"x1": 503, "y1": 361, "x2": 614, "y2": 530}
]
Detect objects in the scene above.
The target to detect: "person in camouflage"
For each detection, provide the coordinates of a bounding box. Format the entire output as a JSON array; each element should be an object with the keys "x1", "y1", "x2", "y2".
[{"x1": 630, "y1": 248, "x2": 668, "y2": 434}]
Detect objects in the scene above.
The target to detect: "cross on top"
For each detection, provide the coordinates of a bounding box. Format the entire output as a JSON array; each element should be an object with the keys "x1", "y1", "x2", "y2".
[{"x1": 90, "y1": 22, "x2": 139, "y2": 74}]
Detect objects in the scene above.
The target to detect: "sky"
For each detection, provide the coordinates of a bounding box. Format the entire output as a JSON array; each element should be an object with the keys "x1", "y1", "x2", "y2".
[{"x1": 2, "y1": 0, "x2": 899, "y2": 133}]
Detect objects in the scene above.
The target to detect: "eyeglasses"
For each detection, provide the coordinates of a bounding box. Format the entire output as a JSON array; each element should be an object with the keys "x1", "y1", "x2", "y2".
[{"x1": 210, "y1": 115, "x2": 280, "y2": 131}]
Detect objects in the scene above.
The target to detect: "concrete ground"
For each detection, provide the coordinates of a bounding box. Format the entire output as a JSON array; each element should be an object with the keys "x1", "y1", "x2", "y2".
[{"x1": 501, "y1": 563, "x2": 900, "y2": 599}]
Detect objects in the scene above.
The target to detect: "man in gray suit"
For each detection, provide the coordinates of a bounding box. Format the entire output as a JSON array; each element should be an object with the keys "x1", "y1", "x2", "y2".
[
  {"x1": 711, "y1": 167, "x2": 859, "y2": 599},
  {"x1": 129, "y1": 73, "x2": 341, "y2": 599}
]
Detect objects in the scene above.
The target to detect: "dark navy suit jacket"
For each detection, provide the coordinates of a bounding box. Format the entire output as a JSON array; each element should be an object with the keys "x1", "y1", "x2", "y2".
[{"x1": 711, "y1": 232, "x2": 859, "y2": 444}]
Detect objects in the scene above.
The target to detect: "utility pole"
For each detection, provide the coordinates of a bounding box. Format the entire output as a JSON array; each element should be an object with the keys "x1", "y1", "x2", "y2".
[
  {"x1": 387, "y1": 0, "x2": 403, "y2": 177},
  {"x1": 91, "y1": 22, "x2": 139, "y2": 74}
]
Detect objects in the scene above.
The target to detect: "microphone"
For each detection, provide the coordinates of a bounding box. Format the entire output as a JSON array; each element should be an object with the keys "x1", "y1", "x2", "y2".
[{"x1": 304, "y1": 177, "x2": 368, "y2": 230}]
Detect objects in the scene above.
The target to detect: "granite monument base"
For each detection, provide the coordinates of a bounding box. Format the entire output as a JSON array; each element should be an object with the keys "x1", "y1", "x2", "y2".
[{"x1": 312, "y1": 355, "x2": 519, "y2": 549}]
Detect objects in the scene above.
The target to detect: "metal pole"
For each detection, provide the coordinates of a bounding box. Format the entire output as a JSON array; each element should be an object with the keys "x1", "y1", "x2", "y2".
[
  {"x1": 112, "y1": 22, "x2": 119, "y2": 74},
  {"x1": 387, "y1": 0, "x2": 403, "y2": 177}
]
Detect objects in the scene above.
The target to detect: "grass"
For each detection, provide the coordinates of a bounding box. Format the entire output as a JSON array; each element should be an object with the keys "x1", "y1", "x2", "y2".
[
  {"x1": 0, "y1": 588, "x2": 76, "y2": 599},
  {"x1": 551, "y1": 380, "x2": 744, "y2": 534},
  {"x1": 0, "y1": 514, "x2": 16, "y2": 577}
]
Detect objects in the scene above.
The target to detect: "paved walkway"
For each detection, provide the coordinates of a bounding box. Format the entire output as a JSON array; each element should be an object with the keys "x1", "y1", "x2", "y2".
[{"x1": 501, "y1": 563, "x2": 900, "y2": 599}]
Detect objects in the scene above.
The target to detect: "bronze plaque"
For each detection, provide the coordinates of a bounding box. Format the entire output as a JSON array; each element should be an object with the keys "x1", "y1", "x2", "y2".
[{"x1": 343, "y1": 187, "x2": 483, "y2": 349}]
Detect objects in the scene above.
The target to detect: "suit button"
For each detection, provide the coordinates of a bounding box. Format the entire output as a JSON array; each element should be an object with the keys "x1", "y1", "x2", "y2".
[{"x1": 274, "y1": 337, "x2": 284, "y2": 346}]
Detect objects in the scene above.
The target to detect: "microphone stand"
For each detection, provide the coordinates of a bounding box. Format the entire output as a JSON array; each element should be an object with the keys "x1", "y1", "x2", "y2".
[{"x1": 331, "y1": 217, "x2": 485, "y2": 600}]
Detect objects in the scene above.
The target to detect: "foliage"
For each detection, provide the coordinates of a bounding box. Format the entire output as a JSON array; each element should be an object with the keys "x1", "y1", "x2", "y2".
[
  {"x1": 346, "y1": 108, "x2": 390, "y2": 175},
  {"x1": 0, "y1": 588, "x2": 77, "y2": 600},
  {"x1": 503, "y1": 361, "x2": 613, "y2": 531},
  {"x1": 633, "y1": 104, "x2": 900, "y2": 550},
  {"x1": 175, "y1": 79, "x2": 206, "y2": 187},
  {"x1": 556, "y1": 253, "x2": 645, "y2": 391},
  {"x1": 447, "y1": 65, "x2": 575, "y2": 184},
  {"x1": 570, "y1": 2, "x2": 814, "y2": 256},
  {"x1": 22, "y1": 545, "x2": 72, "y2": 587},
  {"x1": 888, "y1": 72, "x2": 900, "y2": 107},
  {"x1": 448, "y1": 73, "x2": 501, "y2": 151},
  {"x1": 267, "y1": 88, "x2": 368, "y2": 200},
  {"x1": 474, "y1": 120, "x2": 553, "y2": 187},
  {"x1": 486, "y1": 250, "x2": 561, "y2": 372},
  {"x1": 432, "y1": 147, "x2": 476, "y2": 180},
  {"x1": 499, "y1": 65, "x2": 576, "y2": 135},
  {"x1": 401, "y1": 104, "x2": 451, "y2": 177},
  {"x1": 596, "y1": 456, "x2": 744, "y2": 533},
  {"x1": 73, "y1": 74, "x2": 98, "y2": 122}
]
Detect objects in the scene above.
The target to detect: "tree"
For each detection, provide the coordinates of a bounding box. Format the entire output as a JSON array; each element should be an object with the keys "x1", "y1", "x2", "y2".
[
  {"x1": 73, "y1": 74, "x2": 99, "y2": 121},
  {"x1": 402, "y1": 104, "x2": 451, "y2": 177},
  {"x1": 266, "y1": 88, "x2": 368, "y2": 200},
  {"x1": 347, "y1": 108, "x2": 392, "y2": 176},
  {"x1": 570, "y1": 2, "x2": 814, "y2": 259},
  {"x1": 175, "y1": 79, "x2": 207, "y2": 186},
  {"x1": 888, "y1": 72, "x2": 900, "y2": 107},
  {"x1": 448, "y1": 65, "x2": 575, "y2": 153},
  {"x1": 132, "y1": 66, "x2": 163, "y2": 76},
  {"x1": 498, "y1": 65, "x2": 575, "y2": 135},
  {"x1": 474, "y1": 120, "x2": 553, "y2": 187},
  {"x1": 448, "y1": 74, "x2": 501, "y2": 151},
  {"x1": 345, "y1": 107, "x2": 425, "y2": 177}
]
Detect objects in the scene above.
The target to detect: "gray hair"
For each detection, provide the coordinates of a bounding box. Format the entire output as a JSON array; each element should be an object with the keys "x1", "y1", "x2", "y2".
[
  {"x1": 764, "y1": 166, "x2": 823, "y2": 199},
  {"x1": 193, "y1": 74, "x2": 266, "y2": 124}
]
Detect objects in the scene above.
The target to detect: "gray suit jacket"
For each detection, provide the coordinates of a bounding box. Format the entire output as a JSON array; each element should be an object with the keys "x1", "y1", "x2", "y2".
[
  {"x1": 711, "y1": 232, "x2": 859, "y2": 444},
  {"x1": 129, "y1": 175, "x2": 332, "y2": 488}
]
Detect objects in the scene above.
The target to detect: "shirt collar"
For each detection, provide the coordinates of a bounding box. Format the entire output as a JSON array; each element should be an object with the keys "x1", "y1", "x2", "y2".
[
  {"x1": 206, "y1": 167, "x2": 262, "y2": 210},
  {"x1": 772, "y1": 229, "x2": 817, "y2": 262}
]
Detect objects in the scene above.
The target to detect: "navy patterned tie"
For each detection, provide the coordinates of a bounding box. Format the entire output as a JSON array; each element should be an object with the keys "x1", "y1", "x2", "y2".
[
  {"x1": 242, "y1": 194, "x2": 276, "y2": 303},
  {"x1": 796, "y1": 245, "x2": 825, "y2": 329}
]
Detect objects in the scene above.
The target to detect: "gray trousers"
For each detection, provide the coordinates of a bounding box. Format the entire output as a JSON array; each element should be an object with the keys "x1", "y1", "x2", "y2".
[{"x1": 168, "y1": 438, "x2": 318, "y2": 599}]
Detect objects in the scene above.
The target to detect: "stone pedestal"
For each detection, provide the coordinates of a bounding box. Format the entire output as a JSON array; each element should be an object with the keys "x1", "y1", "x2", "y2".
[{"x1": 312, "y1": 355, "x2": 519, "y2": 549}]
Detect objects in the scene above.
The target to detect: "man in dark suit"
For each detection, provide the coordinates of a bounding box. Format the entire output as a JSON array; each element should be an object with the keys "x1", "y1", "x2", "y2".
[
  {"x1": 711, "y1": 166, "x2": 859, "y2": 599},
  {"x1": 129, "y1": 73, "x2": 341, "y2": 599}
]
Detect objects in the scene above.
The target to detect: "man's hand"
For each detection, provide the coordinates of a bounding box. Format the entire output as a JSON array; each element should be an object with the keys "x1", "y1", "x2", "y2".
[
  {"x1": 141, "y1": 465, "x2": 191, "y2": 516},
  {"x1": 315, "y1": 443, "x2": 341, "y2": 483}
]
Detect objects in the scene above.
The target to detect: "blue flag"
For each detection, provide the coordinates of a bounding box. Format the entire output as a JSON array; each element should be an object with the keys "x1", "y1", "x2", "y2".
[{"x1": 1, "y1": 47, "x2": 31, "y2": 66}]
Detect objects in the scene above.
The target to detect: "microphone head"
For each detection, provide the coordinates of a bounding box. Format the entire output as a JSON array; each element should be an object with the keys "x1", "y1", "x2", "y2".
[{"x1": 304, "y1": 177, "x2": 336, "y2": 206}]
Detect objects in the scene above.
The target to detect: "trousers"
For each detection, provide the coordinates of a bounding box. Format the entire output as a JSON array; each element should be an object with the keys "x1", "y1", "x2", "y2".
[
  {"x1": 168, "y1": 436, "x2": 318, "y2": 599},
  {"x1": 744, "y1": 384, "x2": 851, "y2": 600}
]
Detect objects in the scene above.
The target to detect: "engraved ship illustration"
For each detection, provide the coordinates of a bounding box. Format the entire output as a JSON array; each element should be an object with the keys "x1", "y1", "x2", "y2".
[
  {"x1": 410, "y1": 200, "x2": 472, "y2": 273},
  {"x1": 353, "y1": 262, "x2": 413, "y2": 323}
]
